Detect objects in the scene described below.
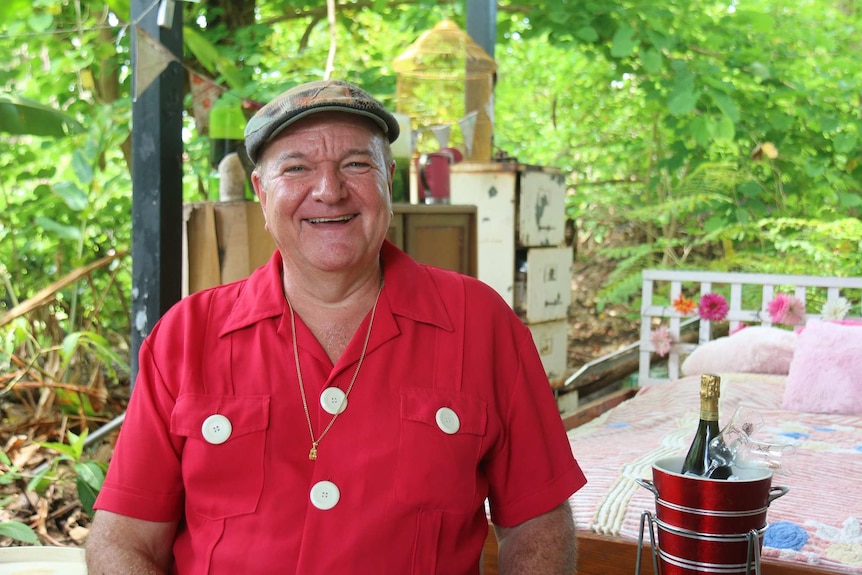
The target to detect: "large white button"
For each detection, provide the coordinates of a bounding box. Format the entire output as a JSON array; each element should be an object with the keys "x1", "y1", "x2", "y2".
[
  {"x1": 310, "y1": 480, "x2": 340, "y2": 510},
  {"x1": 435, "y1": 407, "x2": 460, "y2": 434},
  {"x1": 201, "y1": 414, "x2": 232, "y2": 445},
  {"x1": 320, "y1": 387, "x2": 348, "y2": 415}
]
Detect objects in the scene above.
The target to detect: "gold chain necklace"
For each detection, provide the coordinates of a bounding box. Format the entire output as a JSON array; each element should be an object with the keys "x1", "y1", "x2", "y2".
[{"x1": 288, "y1": 284, "x2": 383, "y2": 461}]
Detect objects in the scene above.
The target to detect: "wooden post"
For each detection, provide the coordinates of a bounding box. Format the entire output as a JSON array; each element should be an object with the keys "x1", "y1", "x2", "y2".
[{"x1": 129, "y1": 0, "x2": 184, "y2": 386}]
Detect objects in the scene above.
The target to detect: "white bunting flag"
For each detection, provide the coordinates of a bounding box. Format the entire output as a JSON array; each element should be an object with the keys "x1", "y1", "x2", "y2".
[
  {"x1": 458, "y1": 110, "x2": 478, "y2": 157},
  {"x1": 430, "y1": 124, "x2": 451, "y2": 149},
  {"x1": 133, "y1": 25, "x2": 179, "y2": 101}
]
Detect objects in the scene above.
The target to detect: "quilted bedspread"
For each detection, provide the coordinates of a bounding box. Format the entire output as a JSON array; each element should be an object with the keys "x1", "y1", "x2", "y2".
[{"x1": 567, "y1": 374, "x2": 862, "y2": 573}]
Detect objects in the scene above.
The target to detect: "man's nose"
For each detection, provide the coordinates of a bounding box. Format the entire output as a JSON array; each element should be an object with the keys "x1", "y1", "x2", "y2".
[{"x1": 311, "y1": 164, "x2": 348, "y2": 202}]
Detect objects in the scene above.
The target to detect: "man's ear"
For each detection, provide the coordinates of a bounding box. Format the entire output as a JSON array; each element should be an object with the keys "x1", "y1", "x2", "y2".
[
  {"x1": 251, "y1": 170, "x2": 264, "y2": 202},
  {"x1": 251, "y1": 170, "x2": 268, "y2": 230},
  {"x1": 388, "y1": 159, "x2": 396, "y2": 198}
]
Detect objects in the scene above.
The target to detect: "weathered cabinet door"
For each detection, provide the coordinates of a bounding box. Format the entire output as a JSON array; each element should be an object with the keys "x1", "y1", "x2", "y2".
[
  {"x1": 518, "y1": 168, "x2": 567, "y2": 248},
  {"x1": 410, "y1": 161, "x2": 572, "y2": 387},
  {"x1": 524, "y1": 247, "x2": 571, "y2": 324},
  {"x1": 388, "y1": 204, "x2": 477, "y2": 278},
  {"x1": 528, "y1": 319, "x2": 569, "y2": 384}
]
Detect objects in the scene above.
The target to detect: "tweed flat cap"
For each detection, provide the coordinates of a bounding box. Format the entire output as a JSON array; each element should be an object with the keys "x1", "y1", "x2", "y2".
[{"x1": 244, "y1": 79, "x2": 400, "y2": 163}]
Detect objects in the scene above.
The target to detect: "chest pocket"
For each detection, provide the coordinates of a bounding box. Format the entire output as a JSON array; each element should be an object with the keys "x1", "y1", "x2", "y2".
[
  {"x1": 395, "y1": 388, "x2": 487, "y2": 511},
  {"x1": 171, "y1": 394, "x2": 270, "y2": 520},
  {"x1": 394, "y1": 271, "x2": 487, "y2": 512}
]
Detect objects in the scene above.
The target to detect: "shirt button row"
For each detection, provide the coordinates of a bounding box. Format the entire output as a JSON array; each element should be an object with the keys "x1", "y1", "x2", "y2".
[{"x1": 199, "y1": 404, "x2": 461, "y2": 446}]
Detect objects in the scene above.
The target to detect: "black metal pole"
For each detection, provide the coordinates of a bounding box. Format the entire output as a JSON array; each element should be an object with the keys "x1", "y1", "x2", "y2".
[
  {"x1": 465, "y1": 0, "x2": 497, "y2": 160},
  {"x1": 129, "y1": 0, "x2": 184, "y2": 387},
  {"x1": 466, "y1": 0, "x2": 496, "y2": 59}
]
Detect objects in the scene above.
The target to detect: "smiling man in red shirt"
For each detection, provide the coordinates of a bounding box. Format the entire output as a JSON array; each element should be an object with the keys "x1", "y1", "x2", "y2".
[{"x1": 86, "y1": 79, "x2": 587, "y2": 574}]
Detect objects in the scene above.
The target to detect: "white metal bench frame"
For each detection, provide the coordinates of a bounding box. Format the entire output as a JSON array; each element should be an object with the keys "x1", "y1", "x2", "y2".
[{"x1": 638, "y1": 269, "x2": 862, "y2": 386}]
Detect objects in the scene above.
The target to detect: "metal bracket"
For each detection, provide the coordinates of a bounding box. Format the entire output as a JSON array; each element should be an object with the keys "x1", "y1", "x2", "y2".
[{"x1": 157, "y1": 0, "x2": 175, "y2": 28}]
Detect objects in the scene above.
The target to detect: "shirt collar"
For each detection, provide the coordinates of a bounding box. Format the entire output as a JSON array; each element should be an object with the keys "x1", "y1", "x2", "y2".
[{"x1": 219, "y1": 240, "x2": 454, "y2": 337}]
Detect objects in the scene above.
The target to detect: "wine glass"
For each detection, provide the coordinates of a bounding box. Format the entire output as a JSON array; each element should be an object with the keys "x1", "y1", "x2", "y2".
[
  {"x1": 707, "y1": 405, "x2": 764, "y2": 466},
  {"x1": 708, "y1": 405, "x2": 795, "y2": 476},
  {"x1": 722, "y1": 405, "x2": 766, "y2": 448},
  {"x1": 733, "y1": 438, "x2": 796, "y2": 476}
]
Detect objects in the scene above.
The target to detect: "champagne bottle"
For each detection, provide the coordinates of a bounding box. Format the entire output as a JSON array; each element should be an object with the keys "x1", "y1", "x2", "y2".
[{"x1": 681, "y1": 373, "x2": 732, "y2": 479}]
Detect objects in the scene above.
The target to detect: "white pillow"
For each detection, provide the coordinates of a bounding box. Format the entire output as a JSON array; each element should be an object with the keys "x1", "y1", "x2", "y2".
[{"x1": 681, "y1": 326, "x2": 797, "y2": 377}]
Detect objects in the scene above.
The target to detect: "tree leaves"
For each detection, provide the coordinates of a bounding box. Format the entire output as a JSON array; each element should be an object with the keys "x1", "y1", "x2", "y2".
[
  {"x1": 53, "y1": 181, "x2": 89, "y2": 212},
  {"x1": 0, "y1": 520, "x2": 39, "y2": 545},
  {"x1": 641, "y1": 47, "x2": 662, "y2": 74},
  {"x1": 183, "y1": 26, "x2": 244, "y2": 90},
  {"x1": 668, "y1": 75, "x2": 699, "y2": 116},
  {"x1": 35, "y1": 217, "x2": 82, "y2": 241},
  {"x1": 0, "y1": 94, "x2": 84, "y2": 137},
  {"x1": 0, "y1": 0, "x2": 31, "y2": 27},
  {"x1": 610, "y1": 24, "x2": 636, "y2": 58}
]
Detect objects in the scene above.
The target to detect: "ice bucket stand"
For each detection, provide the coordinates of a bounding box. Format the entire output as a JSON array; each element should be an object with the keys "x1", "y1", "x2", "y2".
[{"x1": 635, "y1": 511, "x2": 763, "y2": 575}]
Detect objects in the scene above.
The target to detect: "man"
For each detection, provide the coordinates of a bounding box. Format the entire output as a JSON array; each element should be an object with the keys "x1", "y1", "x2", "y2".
[{"x1": 86, "y1": 79, "x2": 587, "y2": 574}]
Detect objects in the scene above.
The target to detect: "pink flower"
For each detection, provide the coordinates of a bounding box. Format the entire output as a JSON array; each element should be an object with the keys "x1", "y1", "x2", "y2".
[
  {"x1": 698, "y1": 293, "x2": 729, "y2": 322},
  {"x1": 650, "y1": 325, "x2": 674, "y2": 357},
  {"x1": 767, "y1": 294, "x2": 806, "y2": 325},
  {"x1": 730, "y1": 323, "x2": 748, "y2": 336}
]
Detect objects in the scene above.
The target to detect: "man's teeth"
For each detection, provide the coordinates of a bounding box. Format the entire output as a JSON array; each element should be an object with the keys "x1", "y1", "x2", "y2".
[{"x1": 308, "y1": 215, "x2": 353, "y2": 223}]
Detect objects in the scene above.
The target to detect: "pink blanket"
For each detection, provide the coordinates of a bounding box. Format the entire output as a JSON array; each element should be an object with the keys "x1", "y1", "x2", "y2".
[{"x1": 567, "y1": 374, "x2": 862, "y2": 573}]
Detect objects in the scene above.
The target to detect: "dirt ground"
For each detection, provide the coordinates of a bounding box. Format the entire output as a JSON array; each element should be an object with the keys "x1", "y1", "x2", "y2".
[
  {"x1": 0, "y1": 248, "x2": 641, "y2": 549},
  {"x1": 567, "y1": 258, "x2": 641, "y2": 368}
]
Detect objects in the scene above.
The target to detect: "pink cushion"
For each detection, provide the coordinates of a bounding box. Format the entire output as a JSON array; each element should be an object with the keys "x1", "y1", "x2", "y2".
[
  {"x1": 783, "y1": 320, "x2": 862, "y2": 415},
  {"x1": 795, "y1": 318, "x2": 862, "y2": 334},
  {"x1": 681, "y1": 326, "x2": 796, "y2": 377}
]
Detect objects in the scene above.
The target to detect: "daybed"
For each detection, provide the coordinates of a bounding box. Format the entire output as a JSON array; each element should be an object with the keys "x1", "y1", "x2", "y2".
[{"x1": 483, "y1": 269, "x2": 862, "y2": 575}]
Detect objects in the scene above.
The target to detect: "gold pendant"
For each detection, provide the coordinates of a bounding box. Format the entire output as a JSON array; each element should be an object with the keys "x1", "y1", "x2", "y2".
[{"x1": 309, "y1": 443, "x2": 318, "y2": 461}]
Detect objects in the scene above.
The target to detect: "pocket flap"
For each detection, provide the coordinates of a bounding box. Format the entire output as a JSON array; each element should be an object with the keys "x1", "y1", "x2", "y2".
[
  {"x1": 400, "y1": 388, "x2": 487, "y2": 436},
  {"x1": 171, "y1": 394, "x2": 270, "y2": 441}
]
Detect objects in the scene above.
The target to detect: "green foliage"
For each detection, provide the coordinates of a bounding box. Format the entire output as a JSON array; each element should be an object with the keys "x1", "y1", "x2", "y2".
[
  {"x1": 0, "y1": 520, "x2": 40, "y2": 545},
  {"x1": 0, "y1": 453, "x2": 40, "y2": 545},
  {"x1": 494, "y1": 0, "x2": 862, "y2": 307},
  {"x1": 61, "y1": 331, "x2": 130, "y2": 382},
  {"x1": 0, "y1": 94, "x2": 84, "y2": 137},
  {"x1": 0, "y1": 0, "x2": 856, "y2": 343},
  {"x1": 35, "y1": 429, "x2": 107, "y2": 516}
]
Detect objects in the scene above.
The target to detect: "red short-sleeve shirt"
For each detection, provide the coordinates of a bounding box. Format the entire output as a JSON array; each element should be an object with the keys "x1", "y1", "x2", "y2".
[{"x1": 95, "y1": 241, "x2": 586, "y2": 574}]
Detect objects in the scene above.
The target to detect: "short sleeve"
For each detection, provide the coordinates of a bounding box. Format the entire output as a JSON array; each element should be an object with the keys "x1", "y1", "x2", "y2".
[{"x1": 484, "y1": 326, "x2": 587, "y2": 527}]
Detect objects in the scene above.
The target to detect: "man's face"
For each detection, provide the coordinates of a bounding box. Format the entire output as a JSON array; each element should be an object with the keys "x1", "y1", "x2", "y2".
[{"x1": 251, "y1": 113, "x2": 394, "y2": 278}]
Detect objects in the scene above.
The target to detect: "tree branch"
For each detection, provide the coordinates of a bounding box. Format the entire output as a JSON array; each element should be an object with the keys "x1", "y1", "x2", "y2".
[{"x1": 261, "y1": 0, "x2": 531, "y2": 27}]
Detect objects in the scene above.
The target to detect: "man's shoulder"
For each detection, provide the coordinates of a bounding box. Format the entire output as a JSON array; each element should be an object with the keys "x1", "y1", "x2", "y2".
[
  {"x1": 418, "y1": 266, "x2": 519, "y2": 327},
  {"x1": 148, "y1": 281, "x2": 250, "y2": 341}
]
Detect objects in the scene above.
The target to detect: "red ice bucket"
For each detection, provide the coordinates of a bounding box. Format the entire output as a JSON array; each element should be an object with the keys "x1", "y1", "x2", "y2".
[{"x1": 636, "y1": 456, "x2": 788, "y2": 575}]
